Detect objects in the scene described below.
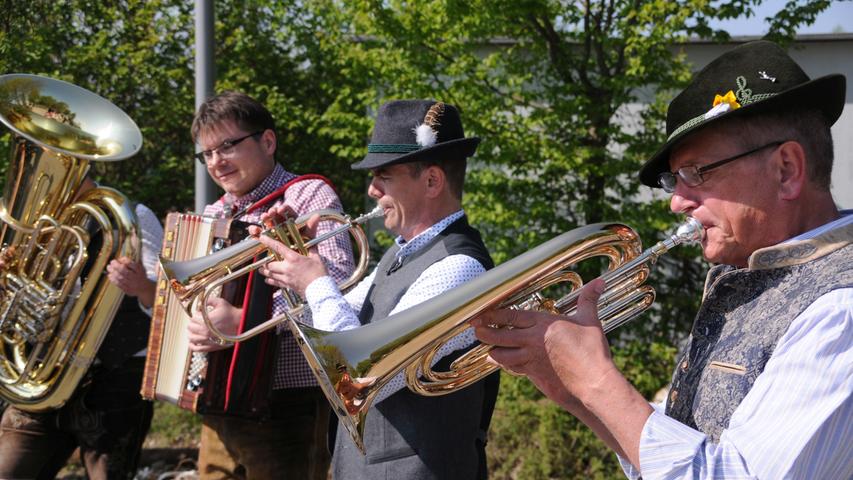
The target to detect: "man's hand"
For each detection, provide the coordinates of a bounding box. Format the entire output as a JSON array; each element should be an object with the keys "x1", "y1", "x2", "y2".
[
  {"x1": 472, "y1": 278, "x2": 653, "y2": 466},
  {"x1": 248, "y1": 205, "x2": 329, "y2": 298},
  {"x1": 106, "y1": 257, "x2": 156, "y2": 308},
  {"x1": 187, "y1": 296, "x2": 241, "y2": 352},
  {"x1": 256, "y1": 235, "x2": 328, "y2": 297},
  {"x1": 471, "y1": 279, "x2": 615, "y2": 409},
  {"x1": 257, "y1": 204, "x2": 298, "y2": 231}
]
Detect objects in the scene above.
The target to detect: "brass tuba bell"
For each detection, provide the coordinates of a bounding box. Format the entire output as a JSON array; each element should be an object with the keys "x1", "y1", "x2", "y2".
[
  {"x1": 285, "y1": 219, "x2": 703, "y2": 452},
  {"x1": 0, "y1": 74, "x2": 142, "y2": 410}
]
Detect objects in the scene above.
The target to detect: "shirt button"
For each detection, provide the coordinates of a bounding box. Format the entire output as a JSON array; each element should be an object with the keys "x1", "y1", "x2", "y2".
[
  {"x1": 669, "y1": 389, "x2": 678, "y2": 403},
  {"x1": 681, "y1": 360, "x2": 689, "y2": 371}
]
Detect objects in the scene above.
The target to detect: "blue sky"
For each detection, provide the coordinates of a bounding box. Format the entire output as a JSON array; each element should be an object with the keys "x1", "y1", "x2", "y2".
[{"x1": 713, "y1": 0, "x2": 853, "y2": 35}]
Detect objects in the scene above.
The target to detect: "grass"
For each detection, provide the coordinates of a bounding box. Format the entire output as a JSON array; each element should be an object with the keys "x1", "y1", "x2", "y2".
[{"x1": 145, "y1": 402, "x2": 202, "y2": 448}]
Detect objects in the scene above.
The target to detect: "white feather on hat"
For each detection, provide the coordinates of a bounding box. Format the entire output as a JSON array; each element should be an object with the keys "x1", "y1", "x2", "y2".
[{"x1": 414, "y1": 102, "x2": 445, "y2": 148}]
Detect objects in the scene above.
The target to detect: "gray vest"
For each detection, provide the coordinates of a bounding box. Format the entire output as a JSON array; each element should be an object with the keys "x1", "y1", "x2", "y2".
[
  {"x1": 333, "y1": 217, "x2": 498, "y2": 480},
  {"x1": 666, "y1": 223, "x2": 853, "y2": 442}
]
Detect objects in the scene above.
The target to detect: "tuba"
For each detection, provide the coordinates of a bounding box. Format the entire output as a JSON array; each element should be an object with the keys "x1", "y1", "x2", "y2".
[
  {"x1": 159, "y1": 206, "x2": 383, "y2": 344},
  {"x1": 0, "y1": 74, "x2": 142, "y2": 410},
  {"x1": 285, "y1": 219, "x2": 703, "y2": 452}
]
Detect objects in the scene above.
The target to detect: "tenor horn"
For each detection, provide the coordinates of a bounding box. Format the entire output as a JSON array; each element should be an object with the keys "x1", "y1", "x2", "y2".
[
  {"x1": 286, "y1": 218, "x2": 703, "y2": 452},
  {"x1": 0, "y1": 74, "x2": 142, "y2": 410},
  {"x1": 159, "y1": 206, "x2": 383, "y2": 344}
]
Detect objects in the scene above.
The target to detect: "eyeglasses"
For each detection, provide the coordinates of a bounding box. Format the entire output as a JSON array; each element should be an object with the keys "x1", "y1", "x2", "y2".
[
  {"x1": 658, "y1": 141, "x2": 784, "y2": 193},
  {"x1": 195, "y1": 131, "x2": 263, "y2": 164}
]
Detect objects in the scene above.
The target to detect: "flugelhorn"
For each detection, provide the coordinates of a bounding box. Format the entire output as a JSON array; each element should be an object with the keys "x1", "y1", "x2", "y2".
[
  {"x1": 159, "y1": 206, "x2": 383, "y2": 343},
  {"x1": 285, "y1": 218, "x2": 703, "y2": 452}
]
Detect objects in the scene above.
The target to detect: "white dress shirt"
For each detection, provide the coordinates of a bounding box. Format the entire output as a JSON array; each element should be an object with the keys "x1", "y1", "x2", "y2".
[
  {"x1": 304, "y1": 210, "x2": 486, "y2": 402},
  {"x1": 620, "y1": 213, "x2": 853, "y2": 479},
  {"x1": 132, "y1": 203, "x2": 164, "y2": 356}
]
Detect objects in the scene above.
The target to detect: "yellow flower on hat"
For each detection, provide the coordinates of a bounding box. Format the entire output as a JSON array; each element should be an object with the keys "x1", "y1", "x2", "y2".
[
  {"x1": 713, "y1": 90, "x2": 741, "y2": 110},
  {"x1": 703, "y1": 90, "x2": 742, "y2": 120}
]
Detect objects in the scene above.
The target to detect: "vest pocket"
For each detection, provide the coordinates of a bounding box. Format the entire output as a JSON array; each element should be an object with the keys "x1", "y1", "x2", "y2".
[
  {"x1": 707, "y1": 361, "x2": 747, "y2": 375},
  {"x1": 366, "y1": 445, "x2": 417, "y2": 464}
]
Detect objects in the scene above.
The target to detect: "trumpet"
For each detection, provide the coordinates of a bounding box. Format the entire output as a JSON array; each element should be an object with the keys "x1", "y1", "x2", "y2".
[
  {"x1": 285, "y1": 218, "x2": 703, "y2": 452},
  {"x1": 159, "y1": 206, "x2": 383, "y2": 344}
]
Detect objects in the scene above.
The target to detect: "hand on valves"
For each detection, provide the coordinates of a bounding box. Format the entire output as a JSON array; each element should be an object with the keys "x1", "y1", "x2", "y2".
[
  {"x1": 471, "y1": 279, "x2": 615, "y2": 406},
  {"x1": 470, "y1": 278, "x2": 653, "y2": 465},
  {"x1": 249, "y1": 204, "x2": 329, "y2": 298}
]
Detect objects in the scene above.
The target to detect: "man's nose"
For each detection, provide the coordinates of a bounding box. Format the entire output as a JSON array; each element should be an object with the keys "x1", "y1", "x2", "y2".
[
  {"x1": 669, "y1": 184, "x2": 697, "y2": 214},
  {"x1": 367, "y1": 180, "x2": 382, "y2": 199}
]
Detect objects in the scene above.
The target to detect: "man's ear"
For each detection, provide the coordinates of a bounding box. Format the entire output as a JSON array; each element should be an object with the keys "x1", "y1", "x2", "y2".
[
  {"x1": 424, "y1": 165, "x2": 445, "y2": 198},
  {"x1": 775, "y1": 141, "x2": 807, "y2": 200},
  {"x1": 261, "y1": 129, "x2": 277, "y2": 156}
]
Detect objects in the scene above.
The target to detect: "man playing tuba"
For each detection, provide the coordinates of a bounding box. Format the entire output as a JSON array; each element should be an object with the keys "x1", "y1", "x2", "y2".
[{"x1": 0, "y1": 176, "x2": 164, "y2": 480}]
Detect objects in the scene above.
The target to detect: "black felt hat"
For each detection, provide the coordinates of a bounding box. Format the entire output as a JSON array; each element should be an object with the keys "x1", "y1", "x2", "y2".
[
  {"x1": 639, "y1": 40, "x2": 846, "y2": 188},
  {"x1": 351, "y1": 100, "x2": 480, "y2": 170}
]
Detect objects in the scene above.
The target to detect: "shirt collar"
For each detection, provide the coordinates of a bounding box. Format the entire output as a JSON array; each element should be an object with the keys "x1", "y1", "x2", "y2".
[
  {"x1": 394, "y1": 210, "x2": 465, "y2": 259},
  {"x1": 786, "y1": 210, "x2": 853, "y2": 243},
  {"x1": 223, "y1": 164, "x2": 296, "y2": 215}
]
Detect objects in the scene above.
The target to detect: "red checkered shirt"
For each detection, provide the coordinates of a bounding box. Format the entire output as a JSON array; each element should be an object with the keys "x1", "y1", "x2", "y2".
[{"x1": 203, "y1": 164, "x2": 355, "y2": 388}]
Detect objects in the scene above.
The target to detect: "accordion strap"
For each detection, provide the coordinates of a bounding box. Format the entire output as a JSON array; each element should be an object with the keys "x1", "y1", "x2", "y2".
[
  {"x1": 231, "y1": 174, "x2": 337, "y2": 218},
  {"x1": 222, "y1": 173, "x2": 334, "y2": 411}
]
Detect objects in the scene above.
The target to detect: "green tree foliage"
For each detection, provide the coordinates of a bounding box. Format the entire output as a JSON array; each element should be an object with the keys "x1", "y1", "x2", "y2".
[
  {"x1": 0, "y1": 0, "x2": 375, "y2": 214},
  {"x1": 0, "y1": 1, "x2": 832, "y2": 478}
]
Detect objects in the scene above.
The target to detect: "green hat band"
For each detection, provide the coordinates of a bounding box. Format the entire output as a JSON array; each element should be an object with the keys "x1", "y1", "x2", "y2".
[
  {"x1": 667, "y1": 75, "x2": 777, "y2": 141},
  {"x1": 367, "y1": 144, "x2": 422, "y2": 153}
]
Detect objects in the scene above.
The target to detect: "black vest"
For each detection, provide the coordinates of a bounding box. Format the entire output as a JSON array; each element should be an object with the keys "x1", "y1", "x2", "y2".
[
  {"x1": 358, "y1": 217, "x2": 494, "y2": 325},
  {"x1": 333, "y1": 216, "x2": 499, "y2": 480},
  {"x1": 96, "y1": 295, "x2": 150, "y2": 369},
  {"x1": 666, "y1": 223, "x2": 853, "y2": 442}
]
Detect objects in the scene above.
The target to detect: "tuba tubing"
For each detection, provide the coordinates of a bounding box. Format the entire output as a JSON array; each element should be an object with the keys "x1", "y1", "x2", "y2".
[{"x1": 285, "y1": 219, "x2": 703, "y2": 453}]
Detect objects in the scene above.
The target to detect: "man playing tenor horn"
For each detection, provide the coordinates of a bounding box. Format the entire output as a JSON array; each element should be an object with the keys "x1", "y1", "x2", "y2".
[{"x1": 473, "y1": 40, "x2": 852, "y2": 479}]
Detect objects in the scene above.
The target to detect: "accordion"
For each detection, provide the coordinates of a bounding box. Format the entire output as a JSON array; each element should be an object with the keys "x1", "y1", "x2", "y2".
[{"x1": 141, "y1": 212, "x2": 276, "y2": 417}]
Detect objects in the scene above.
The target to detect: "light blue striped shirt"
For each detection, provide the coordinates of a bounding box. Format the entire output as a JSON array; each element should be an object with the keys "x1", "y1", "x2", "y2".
[
  {"x1": 620, "y1": 212, "x2": 853, "y2": 479},
  {"x1": 304, "y1": 210, "x2": 486, "y2": 402}
]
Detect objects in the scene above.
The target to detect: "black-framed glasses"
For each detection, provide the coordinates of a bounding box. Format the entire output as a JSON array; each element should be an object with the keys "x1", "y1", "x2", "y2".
[
  {"x1": 194, "y1": 131, "x2": 263, "y2": 164},
  {"x1": 658, "y1": 141, "x2": 784, "y2": 193}
]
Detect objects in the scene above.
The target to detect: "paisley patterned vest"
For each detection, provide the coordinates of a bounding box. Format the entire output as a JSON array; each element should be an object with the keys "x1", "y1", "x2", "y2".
[{"x1": 666, "y1": 222, "x2": 853, "y2": 442}]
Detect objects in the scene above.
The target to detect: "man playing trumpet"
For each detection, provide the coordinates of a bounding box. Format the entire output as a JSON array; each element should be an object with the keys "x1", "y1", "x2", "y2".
[{"x1": 257, "y1": 100, "x2": 499, "y2": 480}]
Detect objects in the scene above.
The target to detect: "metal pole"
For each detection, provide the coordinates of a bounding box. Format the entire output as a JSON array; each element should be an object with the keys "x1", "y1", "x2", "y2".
[{"x1": 194, "y1": 0, "x2": 218, "y2": 212}]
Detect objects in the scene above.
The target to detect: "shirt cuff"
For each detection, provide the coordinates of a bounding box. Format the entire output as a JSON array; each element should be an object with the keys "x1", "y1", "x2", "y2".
[
  {"x1": 637, "y1": 408, "x2": 708, "y2": 478},
  {"x1": 138, "y1": 299, "x2": 153, "y2": 318},
  {"x1": 617, "y1": 454, "x2": 642, "y2": 480},
  {"x1": 617, "y1": 402, "x2": 662, "y2": 479},
  {"x1": 305, "y1": 275, "x2": 340, "y2": 306}
]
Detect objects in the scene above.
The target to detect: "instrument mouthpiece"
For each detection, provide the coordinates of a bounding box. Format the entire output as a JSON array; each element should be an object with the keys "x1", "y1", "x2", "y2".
[
  {"x1": 676, "y1": 217, "x2": 705, "y2": 244},
  {"x1": 357, "y1": 206, "x2": 385, "y2": 223}
]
